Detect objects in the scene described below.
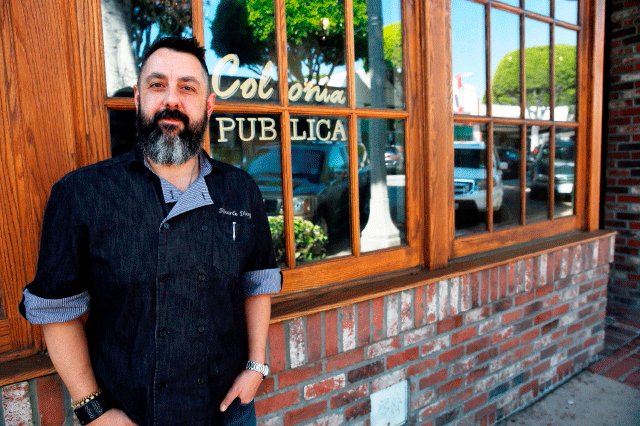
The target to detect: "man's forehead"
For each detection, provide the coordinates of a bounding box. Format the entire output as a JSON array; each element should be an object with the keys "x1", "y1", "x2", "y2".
[{"x1": 140, "y1": 48, "x2": 208, "y2": 83}]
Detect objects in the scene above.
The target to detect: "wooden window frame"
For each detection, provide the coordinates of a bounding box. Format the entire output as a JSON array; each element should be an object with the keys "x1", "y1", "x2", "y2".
[{"x1": 448, "y1": 0, "x2": 604, "y2": 259}]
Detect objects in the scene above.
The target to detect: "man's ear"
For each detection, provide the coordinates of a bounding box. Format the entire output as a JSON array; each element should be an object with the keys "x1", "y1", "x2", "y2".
[
  {"x1": 206, "y1": 92, "x2": 216, "y2": 118},
  {"x1": 133, "y1": 85, "x2": 140, "y2": 110}
]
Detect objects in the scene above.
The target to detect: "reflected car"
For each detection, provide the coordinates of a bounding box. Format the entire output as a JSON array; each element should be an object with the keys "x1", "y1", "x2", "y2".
[
  {"x1": 454, "y1": 142, "x2": 506, "y2": 213},
  {"x1": 385, "y1": 145, "x2": 404, "y2": 174},
  {"x1": 496, "y1": 147, "x2": 520, "y2": 179},
  {"x1": 529, "y1": 140, "x2": 575, "y2": 200},
  {"x1": 244, "y1": 142, "x2": 370, "y2": 234}
]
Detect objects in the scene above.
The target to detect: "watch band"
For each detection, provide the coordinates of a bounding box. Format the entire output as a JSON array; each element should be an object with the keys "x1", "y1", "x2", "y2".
[
  {"x1": 245, "y1": 360, "x2": 270, "y2": 377},
  {"x1": 73, "y1": 391, "x2": 114, "y2": 425}
]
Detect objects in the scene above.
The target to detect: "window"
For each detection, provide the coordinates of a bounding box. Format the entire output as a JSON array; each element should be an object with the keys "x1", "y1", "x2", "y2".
[
  {"x1": 101, "y1": 0, "x2": 421, "y2": 294},
  {"x1": 451, "y1": 0, "x2": 582, "y2": 258}
]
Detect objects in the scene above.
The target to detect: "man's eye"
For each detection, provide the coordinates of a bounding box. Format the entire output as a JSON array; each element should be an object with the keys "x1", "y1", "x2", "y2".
[
  {"x1": 150, "y1": 82, "x2": 163, "y2": 88},
  {"x1": 183, "y1": 86, "x2": 195, "y2": 92}
]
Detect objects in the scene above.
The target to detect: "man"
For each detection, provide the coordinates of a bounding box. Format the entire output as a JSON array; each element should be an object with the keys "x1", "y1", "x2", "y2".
[{"x1": 20, "y1": 36, "x2": 280, "y2": 426}]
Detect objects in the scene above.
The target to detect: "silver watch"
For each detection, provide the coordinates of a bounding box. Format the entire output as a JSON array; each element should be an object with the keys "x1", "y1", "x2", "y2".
[{"x1": 245, "y1": 360, "x2": 270, "y2": 377}]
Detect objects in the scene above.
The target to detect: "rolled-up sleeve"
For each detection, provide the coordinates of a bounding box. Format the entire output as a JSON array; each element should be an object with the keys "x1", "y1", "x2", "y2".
[
  {"x1": 19, "y1": 177, "x2": 90, "y2": 323},
  {"x1": 242, "y1": 268, "x2": 282, "y2": 296},
  {"x1": 22, "y1": 289, "x2": 90, "y2": 324}
]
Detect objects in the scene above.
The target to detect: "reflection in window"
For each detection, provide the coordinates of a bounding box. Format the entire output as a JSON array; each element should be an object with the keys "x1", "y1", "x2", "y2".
[
  {"x1": 109, "y1": 109, "x2": 136, "y2": 157},
  {"x1": 525, "y1": 19, "x2": 550, "y2": 120},
  {"x1": 554, "y1": 128, "x2": 576, "y2": 218},
  {"x1": 289, "y1": 117, "x2": 352, "y2": 260},
  {"x1": 526, "y1": 126, "x2": 551, "y2": 223},
  {"x1": 555, "y1": 27, "x2": 577, "y2": 121},
  {"x1": 525, "y1": 0, "x2": 550, "y2": 17},
  {"x1": 556, "y1": 0, "x2": 578, "y2": 25},
  {"x1": 205, "y1": 0, "x2": 279, "y2": 103},
  {"x1": 286, "y1": 1, "x2": 352, "y2": 106},
  {"x1": 494, "y1": 125, "x2": 521, "y2": 230},
  {"x1": 451, "y1": 0, "x2": 485, "y2": 115},
  {"x1": 359, "y1": 118, "x2": 405, "y2": 252},
  {"x1": 491, "y1": 9, "x2": 520, "y2": 118},
  {"x1": 454, "y1": 124, "x2": 491, "y2": 237},
  {"x1": 355, "y1": 0, "x2": 404, "y2": 109},
  {"x1": 102, "y1": 0, "x2": 193, "y2": 97}
]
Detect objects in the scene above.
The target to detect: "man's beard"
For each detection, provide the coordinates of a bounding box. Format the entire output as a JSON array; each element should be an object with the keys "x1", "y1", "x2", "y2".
[{"x1": 136, "y1": 108, "x2": 207, "y2": 166}]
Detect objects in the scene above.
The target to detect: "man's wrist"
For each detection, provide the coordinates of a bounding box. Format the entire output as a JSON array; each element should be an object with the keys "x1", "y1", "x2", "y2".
[
  {"x1": 72, "y1": 389, "x2": 115, "y2": 425},
  {"x1": 245, "y1": 360, "x2": 269, "y2": 378}
]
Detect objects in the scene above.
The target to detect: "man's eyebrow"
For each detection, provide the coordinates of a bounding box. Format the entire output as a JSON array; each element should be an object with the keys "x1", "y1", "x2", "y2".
[{"x1": 143, "y1": 73, "x2": 202, "y2": 87}]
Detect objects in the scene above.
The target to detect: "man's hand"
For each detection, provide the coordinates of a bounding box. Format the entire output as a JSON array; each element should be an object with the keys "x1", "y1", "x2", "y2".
[
  {"x1": 87, "y1": 409, "x2": 137, "y2": 425},
  {"x1": 219, "y1": 370, "x2": 264, "y2": 412}
]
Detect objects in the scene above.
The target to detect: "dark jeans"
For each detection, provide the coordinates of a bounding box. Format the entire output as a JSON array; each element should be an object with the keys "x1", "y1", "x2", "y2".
[{"x1": 222, "y1": 399, "x2": 256, "y2": 426}]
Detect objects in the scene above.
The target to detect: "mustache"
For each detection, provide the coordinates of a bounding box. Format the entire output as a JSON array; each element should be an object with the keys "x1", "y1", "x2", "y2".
[{"x1": 153, "y1": 109, "x2": 190, "y2": 127}]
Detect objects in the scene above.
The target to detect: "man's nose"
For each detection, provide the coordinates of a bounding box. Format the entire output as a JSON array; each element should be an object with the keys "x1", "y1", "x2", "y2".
[{"x1": 163, "y1": 86, "x2": 180, "y2": 109}]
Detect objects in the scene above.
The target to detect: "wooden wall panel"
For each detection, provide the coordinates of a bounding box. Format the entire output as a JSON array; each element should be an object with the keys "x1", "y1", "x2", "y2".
[
  {"x1": 0, "y1": 0, "x2": 89, "y2": 356},
  {"x1": 423, "y1": 0, "x2": 454, "y2": 269}
]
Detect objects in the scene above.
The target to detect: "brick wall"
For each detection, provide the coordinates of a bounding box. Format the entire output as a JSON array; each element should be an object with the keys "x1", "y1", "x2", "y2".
[
  {"x1": 0, "y1": 234, "x2": 614, "y2": 426},
  {"x1": 605, "y1": 1, "x2": 640, "y2": 323}
]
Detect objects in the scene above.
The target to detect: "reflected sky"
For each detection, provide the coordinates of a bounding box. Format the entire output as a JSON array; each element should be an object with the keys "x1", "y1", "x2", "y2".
[{"x1": 452, "y1": 0, "x2": 578, "y2": 107}]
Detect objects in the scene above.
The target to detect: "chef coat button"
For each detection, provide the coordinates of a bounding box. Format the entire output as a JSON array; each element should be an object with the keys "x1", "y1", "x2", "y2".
[
  {"x1": 197, "y1": 326, "x2": 205, "y2": 333},
  {"x1": 159, "y1": 329, "x2": 167, "y2": 337},
  {"x1": 201, "y1": 225, "x2": 209, "y2": 231},
  {"x1": 159, "y1": 274, "x2": 170, "y2": 283},
  {"x1": 198, "y1": 274, "x2": 206, "y2": 281},
  {"x1": 163, "y1": 223, "x2": 170, "y2": 229},
  {"x1": 155, "y1": 382, "x2": 166, "y2": 390},
  {"x1": 197, "y1": 378, "x2": 205, "y2": 385}
]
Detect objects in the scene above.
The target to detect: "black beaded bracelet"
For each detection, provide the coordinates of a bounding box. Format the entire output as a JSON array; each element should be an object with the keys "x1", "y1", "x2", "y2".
[{"x1": 73, "y1": 391, "x2": 114, "y2": 425}]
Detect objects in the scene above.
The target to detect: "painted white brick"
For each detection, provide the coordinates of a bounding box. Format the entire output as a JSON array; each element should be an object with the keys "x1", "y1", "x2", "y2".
[
  {"x1": 438, "y1": 280, "x2": 449, "y2": 321},
  {"x1": 289, "y1": 317, "x2": 306, "y2": 368},
  {"x1": 387, "y1": 294, "x2": 399, "y2": 337},
  {"x1": 1, "y1": 382, "x2": 33, "y2": 426}
]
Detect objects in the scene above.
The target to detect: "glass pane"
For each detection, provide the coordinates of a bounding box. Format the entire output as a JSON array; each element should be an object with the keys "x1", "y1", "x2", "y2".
[
  {"x1": 555, "y1": 0, "x2": 578, "y2": 25},
  {"x1": 209, "y1": 113, "x2": 286, "y2": 266},
  {"x1": 497, "y1": 0, "x2": 520, "y2": 7},
  {"x1": 525, "y1": 19, "x2": 550, "y2": 120},
  {"x1": 289, "y1": 116, "x2": 351, "y2": 261},
  {"x1": 204, "y1": 0, "x2": 278, "y2": 103},
  {"x1": 525, "y1": 0, "x2": 550, "y2": 16},
  {"x1": 359, "y1": 118, "x2": 406, "y2": 253},
  {"x1": 286, "y1": 2, "x2": 347, "y2": 107},
  {"x1": 526, "y1": 126, "x2": 551, "y2": 223},
  {"x1": 494, "y1": 125, "x2": 521, "y2": 230},
  {"x1": 109, "y1": 109, "x2": 136, "y2": 157},
  {"x1": 491, "y1": 9, "x2": 520, "y2": 118},
  {"x1": 355, "y1": 0, "x2": 404, "y2": 109},
  {"x1": 102, "y1": 0, "x2": 193, "y2": 97},
  {"x1": 555, "y1": 27, "x2": 578, "y2": 122},
  {"x1": 454, "y1": 124, "x2": 489, "y2": 237},
  {"x1": 554, "y1": 128, "x2": 576, "y2": 218},
  {"x1": 452, "y1": 0, "x2": 486, "y2": 116}
]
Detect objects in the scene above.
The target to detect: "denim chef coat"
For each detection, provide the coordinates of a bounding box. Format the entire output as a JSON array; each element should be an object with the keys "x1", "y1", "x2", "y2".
[{"x1": 20, "y1": 147, "x2": 280, "y2": 426}]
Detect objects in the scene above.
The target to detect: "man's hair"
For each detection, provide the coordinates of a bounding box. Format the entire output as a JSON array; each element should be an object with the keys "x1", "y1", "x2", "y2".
[{"x1": 139, "y1": 36, "x2": 210, "y2": 83}]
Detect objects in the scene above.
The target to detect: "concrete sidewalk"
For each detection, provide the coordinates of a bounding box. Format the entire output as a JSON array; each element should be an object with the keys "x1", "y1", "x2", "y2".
[
  {"x1": 497, "y1": 370, "x2": 640, "y2": 426},
  {"x1": 498, "y1": 317, "x2": 640, "y2": 426}
]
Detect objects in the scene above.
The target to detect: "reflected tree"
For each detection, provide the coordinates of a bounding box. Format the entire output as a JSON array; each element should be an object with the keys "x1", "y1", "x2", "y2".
[
  {"x1": 210, "y1": 0, "x2": 369, "y2": 85},
  {"x1": 492, "y1": 44, "x2": 576, "y2": 118}
]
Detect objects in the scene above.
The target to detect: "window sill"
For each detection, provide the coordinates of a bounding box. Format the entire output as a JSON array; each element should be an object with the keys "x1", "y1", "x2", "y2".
[
  {"x1": 0, "y1": 353, "x2": 55, "y2": 387},
  {"x1": 271, "y1": 229, "x2": 615, "y2": 322}
]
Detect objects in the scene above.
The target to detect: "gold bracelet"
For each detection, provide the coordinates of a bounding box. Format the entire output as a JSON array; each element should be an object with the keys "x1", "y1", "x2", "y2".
[{"x1": 71, "y1": 389, "x2": 102, "y2": 410}]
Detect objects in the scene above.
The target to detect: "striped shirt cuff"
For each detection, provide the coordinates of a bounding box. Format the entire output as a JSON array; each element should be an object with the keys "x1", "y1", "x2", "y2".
[
  {"x1": 22, "y1": 289, "x2": 90, "y2": 324},
  {"x1": 243, "y1": 268, "x2": 282, "y2": 296}
]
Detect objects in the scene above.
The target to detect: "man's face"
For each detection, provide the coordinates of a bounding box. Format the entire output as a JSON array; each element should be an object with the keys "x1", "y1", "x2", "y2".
[{"x1": 134, "y1": 48, "x2": 215, "y2": 165}]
